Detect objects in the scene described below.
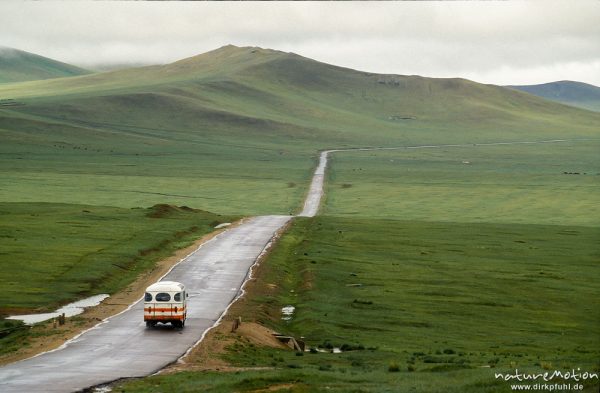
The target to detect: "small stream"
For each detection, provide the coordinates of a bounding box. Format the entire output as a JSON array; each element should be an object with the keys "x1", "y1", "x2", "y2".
[{"x1": 7, "y1": 294, "x2": 110, "y2": 325}]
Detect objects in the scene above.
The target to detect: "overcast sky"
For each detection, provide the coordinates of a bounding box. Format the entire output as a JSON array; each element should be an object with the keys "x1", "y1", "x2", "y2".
[{"x1": 1, "y1": 1, "x2": 599, "y2": 86}]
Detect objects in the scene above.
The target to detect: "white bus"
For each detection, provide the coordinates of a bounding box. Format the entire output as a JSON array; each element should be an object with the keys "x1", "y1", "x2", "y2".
[{"x1": 144, "y1": 281, "x2": 188, "y2": 328}]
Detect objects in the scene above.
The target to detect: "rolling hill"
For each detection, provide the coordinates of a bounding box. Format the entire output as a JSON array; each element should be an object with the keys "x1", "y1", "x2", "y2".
[
  {"x1": 508, "y1": 80, "x2": 600, "y2": 112},
  {"x1": 0, "y1": 45, "x2": 599, "y2": 214},
  {"x1": 0, "y1": 47, "x2": 90, "y2": 83},
  {"x1": 2, "y1": 45, "x2": 599, "y2": 144}
]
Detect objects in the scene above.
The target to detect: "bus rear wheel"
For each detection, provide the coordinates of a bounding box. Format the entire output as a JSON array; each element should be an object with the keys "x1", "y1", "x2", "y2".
[{"x1": 146, "y1": 321, "x2": 156, "y2": 328}]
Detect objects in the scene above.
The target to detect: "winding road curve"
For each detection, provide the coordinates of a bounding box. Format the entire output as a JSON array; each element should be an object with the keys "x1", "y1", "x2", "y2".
[{"x1": 0, "y1": 138, "x2": 581, "y2": 392}]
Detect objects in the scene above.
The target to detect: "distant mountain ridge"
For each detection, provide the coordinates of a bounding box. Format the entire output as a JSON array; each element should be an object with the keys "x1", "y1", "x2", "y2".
[
  {"x1": 0, "y1": 47, "x2": 90, "y2": 83},
  {"x1": 507, "y1": 81, "x2": 600, "y2": 112}
]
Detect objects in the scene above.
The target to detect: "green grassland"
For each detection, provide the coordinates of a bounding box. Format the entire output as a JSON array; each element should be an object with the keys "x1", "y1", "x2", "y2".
[
  {"x1": 0, "y1": 203, "x2": 232, "y2": 313},
  {"x1": 2, "y1": 46, "x2": 599, "y2": 217},
  {"x1": 2, "y1": 45, "x2": 599, "y2": 217},
  {"x1": 115, "y1": 141, "x2": 599, "y2": 392},
  {"x1": 324, "y1": 141, "x2": 600, "y2": 226}
]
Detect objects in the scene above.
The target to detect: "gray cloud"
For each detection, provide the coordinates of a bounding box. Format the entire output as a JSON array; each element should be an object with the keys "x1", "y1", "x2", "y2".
[{"x1": 0, "y1": 1, "x2": 599, "y2": 85}]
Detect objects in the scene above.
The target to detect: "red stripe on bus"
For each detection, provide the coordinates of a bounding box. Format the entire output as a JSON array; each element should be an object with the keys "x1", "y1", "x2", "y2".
[{"x1": 144, "y1": 307, "x2": 186, "y2": 313}]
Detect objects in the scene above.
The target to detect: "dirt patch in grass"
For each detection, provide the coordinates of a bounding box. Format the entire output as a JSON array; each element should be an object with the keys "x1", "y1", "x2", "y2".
[
  {"x1": 165, "y1": 321, "x2": 287, "y2": 374},
  {"x1": 0, "y1": 220, "x2": 242, "y2": 366},
  {"x1": 237, "y1": 322, "x2": 287, "y2": 349},
  {"x1": 146, "y1": 204, "x2": 204, "y2": 218}
]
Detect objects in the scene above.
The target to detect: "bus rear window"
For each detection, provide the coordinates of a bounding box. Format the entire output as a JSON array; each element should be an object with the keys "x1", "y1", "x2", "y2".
[
  {"x1": 155, "y1": 293, "x2": 171, "y2": 302},
  {"x1": 174, "y1": 293, "x2": 181, "y2": 302},
  {"x1": 144, "y1": 293, "x2": 152, "y2": 302}
]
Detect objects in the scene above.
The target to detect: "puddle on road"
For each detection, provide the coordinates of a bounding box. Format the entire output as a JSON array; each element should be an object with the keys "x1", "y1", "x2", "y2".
[
  {"x1": 7, "y1": 294, "x2": 110, "y2": 325},
  {"x1": 281, "y1": 305, "x2": 295, "y2": 321}
]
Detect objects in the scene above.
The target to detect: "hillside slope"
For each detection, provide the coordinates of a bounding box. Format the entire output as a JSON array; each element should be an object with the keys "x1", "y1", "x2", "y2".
[
  {"x1": 1, "y1": 45, "x2": 599, "y2": 148},
  {"x1": 508, "y1": 80, "x2": 600, "y2": 112},
  {"x1": 0, "y1": 47, "x2": 90, "y2": 83},
  {"x1": 0, "y1": 45, "x2": 598, "y2": 214}
]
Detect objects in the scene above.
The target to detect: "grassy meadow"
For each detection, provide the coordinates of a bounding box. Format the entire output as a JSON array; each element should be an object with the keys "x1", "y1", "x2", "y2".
[
  {"x1": 324, "y1": 141, "x2": 600, "y2": 226},
  {"x1": 116, "y1": 141, "x2": 599, "y2": 392},
  {"x1": 2, "y1": 45, "x2": 599, "y2": 218},
  {"x1": 0, "y1": 203, "x2": 232, "y2": 313}
]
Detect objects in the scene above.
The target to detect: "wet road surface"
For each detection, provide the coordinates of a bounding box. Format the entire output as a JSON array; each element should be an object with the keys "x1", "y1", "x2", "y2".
[
  {"x1": 298, "y1": 150, "x2": 329, "y2": 217},
  {"x1": 0, "y1": 215, "x2": 291, "y2": 393}
]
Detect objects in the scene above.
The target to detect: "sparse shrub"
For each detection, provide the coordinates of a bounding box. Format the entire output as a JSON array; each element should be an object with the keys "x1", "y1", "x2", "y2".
[
  {"x1": 407, "y1": 365, "x2": 416, "y2": 372},
  {"x1": 340, "y1": 343, "x2": 365, "y2": 352},
  {"x1": 443, "y1": 348, "x2": 456, "y2": 354},
  {"x1": 488, "y1": 357, "x2": 500, "y2": 367},
  {"x1": 295, "y1": 351, "x2": 304, "y2": 356},
  {"x1": 388, "y1": 362, "x2": 400, "y2": 372}
]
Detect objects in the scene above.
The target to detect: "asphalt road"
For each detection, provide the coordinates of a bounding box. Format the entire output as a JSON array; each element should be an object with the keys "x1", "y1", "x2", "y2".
[
  {"x1": 298, "y1": 150, "x2": 329, "y2": 217},
  {"x1": 0, "y1": 215, "x2": 291, "y2": 393}
]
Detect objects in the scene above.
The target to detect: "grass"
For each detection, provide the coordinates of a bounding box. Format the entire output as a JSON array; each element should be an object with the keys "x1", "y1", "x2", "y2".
[
  {"x1": 0, "y1": 110, "x2": 315, "y2": 216},
  {"x1": 1, "y1": 45, "x2": 599, "y2": 218},
  {"x1": 0, "y1": 202, "x2": 233, "y2": 313},
  {"x1": 323, "y1": 141, "x2": 600, "y2": 226}
]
